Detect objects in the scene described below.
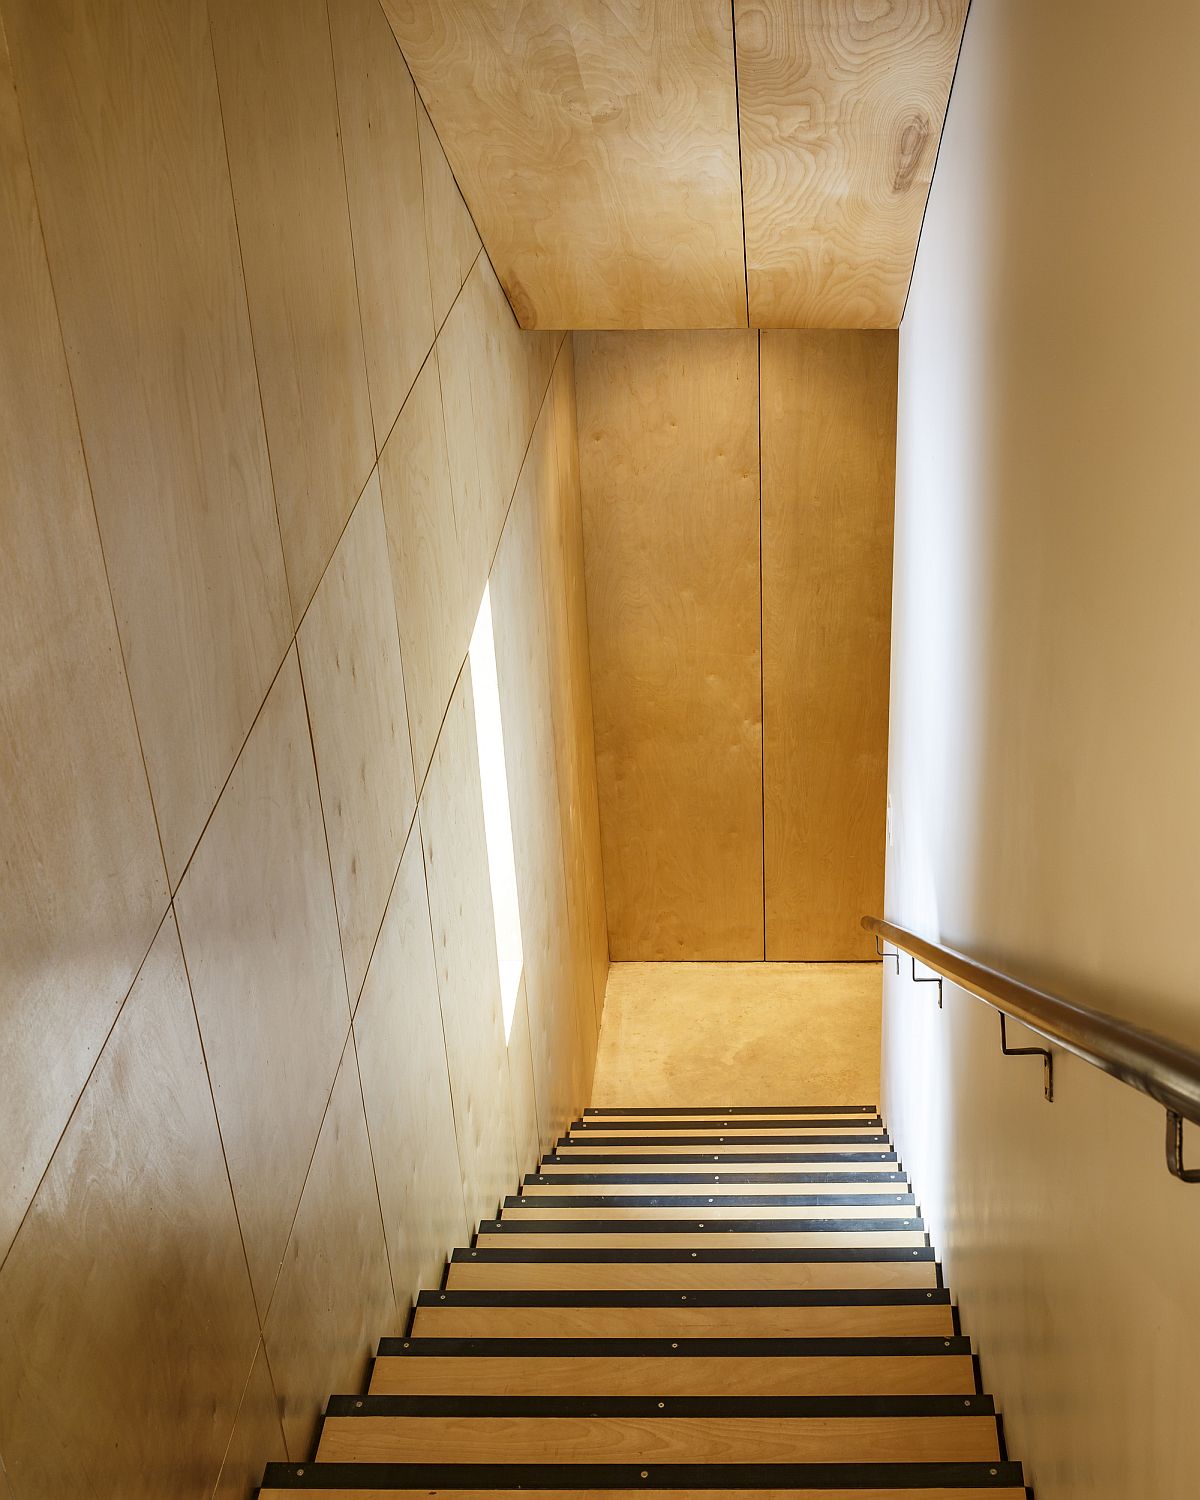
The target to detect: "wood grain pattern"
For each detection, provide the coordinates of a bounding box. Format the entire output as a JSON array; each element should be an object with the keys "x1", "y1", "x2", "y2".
[
  {"x1": 575, "y1": 331, "x2": 763, "y2": 959},
  {"x1": 2, "y1": 0, "x2": 292, "y2": 882},
  {"x1": 418, "y1": 670, "x2": 518, "y2": 1227},
  {"x1": 437, "y1": 255, "x2": 556, "y2": 594},
  {"x1": 329, "y1": 0, "x2": 436, "y2": 445},
  {"x1": 371, "y1": 1351, "x2": 976, "y2": 1397},
  {"x1": 379, "y1": 349, "x2": 474, "y2": 785},
  {"x1": 410, "y1": 1303, "x2": 953, "y2": 1339},
  {"x1": 318, "y1": 1412, "x2": 999, "y2": 1463},
  {"x1": 174, "y1": 649, "x2": 350, "y2": 1311},
  {"x1": 0, "y1": 13, "x2": 168, "y2": 1262},
  {"x1": 415, "y1": 96, "x2": 480, "y2": 330},
  {"x1": 761, "y1": 331, "x2": 897, "y2": 958},
  {"x1": 211, "y1": 1343, "x2": 288, "y2": 1500},
  {"x1": 445, "y1": 1260, "x2": 937, "y2": 1292},
  {"x1": 737, "y1": 0, "x2": 968, "y2": 327},
  {"x1": 381, "y1": 0, "x2": 747, "y2": 329},
  {"x1": 502, "y1": 1204, "x2": 913, "y2": 1221},
  {"x1": 353, "y1": 829, "x2": 468, "y2": 1312},
  {"x1": 209, "y1": 0, "x2": 375, "y2": 620},
  {"x1": 0, "y1": 918, "x2": 260, "y2": 1499},
  {"x1": 263, "y1": 1040, "x2": 397, "y2": 1459},
  {"x1": 297, "y1": 473, "x2": 416, "y2": 1001}
]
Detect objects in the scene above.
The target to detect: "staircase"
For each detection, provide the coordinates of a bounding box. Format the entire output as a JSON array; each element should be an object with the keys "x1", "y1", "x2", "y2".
[{"x1": 259, "y1": 1105, "x2": 1028, "y2": 1497}]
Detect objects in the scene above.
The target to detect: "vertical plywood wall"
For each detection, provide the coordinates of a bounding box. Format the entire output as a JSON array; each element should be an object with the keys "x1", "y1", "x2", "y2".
[
  {"x1": 576, "y1": 329, "x2": 896, "y2": 962},
  {"x1": 574, "y1": 331, "x2": 764, "y2": 960},
  {"x1": 0, "y1": 0, "x2": 605, "y2": 1492}
]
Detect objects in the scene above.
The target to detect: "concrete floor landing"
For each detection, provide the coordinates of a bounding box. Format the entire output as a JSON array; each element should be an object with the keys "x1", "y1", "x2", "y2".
[{"x1": 590, "y1": 962, "x2": 882, "y2": 1107}]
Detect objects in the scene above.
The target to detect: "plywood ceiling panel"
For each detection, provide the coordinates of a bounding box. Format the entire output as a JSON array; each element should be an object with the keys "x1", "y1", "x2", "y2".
[
  {"x1": 381, "y1": 0, "x2": 966, "y2": 329},
  {"x1": 379, "y1": 0, "x2": 747, "y2": 330},
  {"x1": 736, "y1": 0, "x2": 969, "y2": 328}
]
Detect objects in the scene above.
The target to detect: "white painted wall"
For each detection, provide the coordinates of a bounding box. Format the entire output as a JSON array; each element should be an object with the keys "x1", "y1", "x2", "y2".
[{"x1": 883, "y1": 0, "x2": 1200, "y2": 1494}]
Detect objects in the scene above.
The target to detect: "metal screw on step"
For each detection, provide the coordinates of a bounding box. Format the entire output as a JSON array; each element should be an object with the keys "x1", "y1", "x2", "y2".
[
  {"x1": 403, "y1": 1341, "x2": 410, "y2": 1348},
  {"x1": 658, "y1": 1401, "x2": 665, "y2": 1408},
  {"x1": 964, "y1": 1399, "x2": 972, "y2": 1407},
  {"x1": 990, "y1": 1470, "x2": 998, "y2": 1477},
  {"x1": 440, "y1": 1294, "x2": 446, "y2": 1300},
  {"x1": 640, "y1": 1473, "x2": 649, "y2": 1481},
  {"x1": 356, "y1": 1400, "x2": 363, "y2": 1409},
  {"x1": 691, "y1": 1252, "x2": 697, "y2": 1258},
  {"x1": 671, "y1": 1342, "x2": 678, "y2": 1349}
]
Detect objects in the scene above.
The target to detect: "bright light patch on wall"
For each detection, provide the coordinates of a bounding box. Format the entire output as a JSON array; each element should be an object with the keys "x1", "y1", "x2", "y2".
[{"x1": 468, "y1": 584, "x2": 523, "y2": 1042}]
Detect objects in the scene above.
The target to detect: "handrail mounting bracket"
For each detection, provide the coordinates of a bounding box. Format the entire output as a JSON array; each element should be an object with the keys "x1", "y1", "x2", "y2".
[
  {"x1": 999, "y1": 1012, "x2": 1054, "y2": 1103},
  {"x1": 910, "y1": 955, "x2": 943, "y2": 1009},
  {"x1": 1166, "y1": 1109, "x2": 1200, "y2": 1183}
]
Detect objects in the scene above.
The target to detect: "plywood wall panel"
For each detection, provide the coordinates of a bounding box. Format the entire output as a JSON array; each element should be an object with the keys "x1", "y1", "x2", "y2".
[
  {"x1": 0, "y1": 916, "x2": 260, "y2": 1499},
  {"x1": 575, "y1": 331, "x2": 764, "y2": 960},
  {"x1": 736, "y1": 0, "x2": 968, "y2": 328},
  {"x1": 379, "y1": 350, "x2": 474, "y2": 786},
  {"x1": 174, "y1": 649, "x2": 350, "y2": 1312},
  {"x1": 418, "y1": 672, "x2": 518, "y2": 1227},
  {"x1": 211, "y1": 1344, "x2": 287, "y2": 1500},
  {"x1": 298, "y1": 474, "x2": 416, "y2": 1002},
  {"x1": 353, "y1": 830, "x2": 468, "y2": 1314},
  {"x1": 0, "y1": 14, "x2": 169, "y2": 1263},
  {"x1": 761, "y1": 330, "x2": 896, "y2": 958},
  {"x1": 2, "y1": 0, "x2": 292, "y2": 882},
  {"x1": 262, "y1": 1039, "x2": 396, "y2": 1459},
  {"x1": 209, "y1": 0, "x2": 375, "y2": 621},
  {"x1": 382, "y1": 0, "x2": 747, "y2": 330},
  {"x1": 415, "y1": 97, "x2": 481, "y2": 331},
  {"x1": 437, "y1": 256, "x2": 556, "y2": 593},
  {"x1": 328, "y1": 0, "x2": 436, "y2": 446}
]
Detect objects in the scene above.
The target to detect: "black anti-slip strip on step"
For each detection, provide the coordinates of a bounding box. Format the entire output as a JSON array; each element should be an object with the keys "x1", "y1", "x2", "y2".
[
  {"x1": 480, "y1": 1218, "x2": 925, "y2": 1234},
  {"x1": 584, "y1": 1106, "x2": 879, "y2": 1116},
  {"x1": 262, "y1": 1460, "x2": 1026, "y2": 1490},
  {"x1": 525, "y1": 1172, "x2": 908, "y2": 1187},
  {"x1": 419, "y1": 1289, "x2": 949, "y2": 1308},
  {"x1": 453, "y1": 1246, "x2": 937, "y2": 1263},
  {"x1": 507, "y1": 1194, "x2": 917, "y2": 1208},
  {"x1": 544, "y1": 1153, "x2": 899, "y2": 1165},
  {"x1": 378, "y1": 1335, "x2": 973, "y2": 1357},
  {"x1": 570, "y1": 1120, "x2": 884, "y2": 1132},
  {"x1": 557, "y1": 1135, "x2": 891, "y2": 1147},
  {"x1": 326, "y1": 1394, "x2": 994, "y2": 1419}
]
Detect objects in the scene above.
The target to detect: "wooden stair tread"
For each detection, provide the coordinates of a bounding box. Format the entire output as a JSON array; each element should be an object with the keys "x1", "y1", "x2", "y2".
[
  {"x1": 256, "y1": 1103, "x2": 1025, "y2": 1495},
  {"x1": 315, "y1": 1411, "x2": 1002, "y2": 1465},
  {"x1": 370, "y1": 1343, "x2": 977, "y2": 1397}
]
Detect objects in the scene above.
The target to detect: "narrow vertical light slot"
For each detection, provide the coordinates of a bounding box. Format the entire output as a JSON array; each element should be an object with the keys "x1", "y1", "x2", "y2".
[{"x1": 468, "y1": 584, "x2": 523, "y2": 1042}]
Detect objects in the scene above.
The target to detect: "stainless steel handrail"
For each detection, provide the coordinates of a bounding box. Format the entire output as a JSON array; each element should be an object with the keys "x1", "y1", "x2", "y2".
[{"x1": 862, "y1": 915, "x2": 1200, "y2": 1182}]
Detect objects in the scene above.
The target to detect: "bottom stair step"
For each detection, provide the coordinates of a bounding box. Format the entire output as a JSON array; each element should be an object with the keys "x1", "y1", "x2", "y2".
[{"x1": 260, "y1": 1460, "x2": 1026, "y2": 1495}]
